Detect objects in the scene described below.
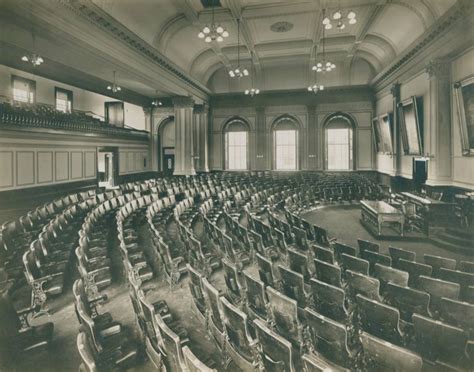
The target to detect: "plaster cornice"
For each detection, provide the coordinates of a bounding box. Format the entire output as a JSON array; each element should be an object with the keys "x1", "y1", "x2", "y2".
[{"x1": 58, "y1": 0, "x2": 210, "y2": 97}]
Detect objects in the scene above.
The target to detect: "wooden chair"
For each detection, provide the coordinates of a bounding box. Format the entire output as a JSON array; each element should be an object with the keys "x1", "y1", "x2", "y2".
[
  {"x1": 439, "y1": 297, "x2": 474, "y2": 337},
  {"x1": 304, "y1": 307, "x2": 355, "y2": 369},
  {"x1": 417, "y1": 275, "x2": 460, "y2": 316},
  {"x1": 439, "y1": 268, "x2": 474, "y2": 301},
  {"x1": 314, "y1": 258, "x2": 342, "y2": 288},
  {"x1": 312, "y1": 245, "x2": 335, "y2": 264},
  {"x1": 333, "y1": 242, "x2": 357, "y2": 263},
  {"x1": 357, "y1": 239, "x2": 379, "y2": 256},
  {"x1": 424, "y1": 254, "x2": 456, "y2": 278},
  {"x1": 253, "y1": 318, "x2": 296, "y2": 372},
  {"x1": 243, "y1": 271, "x2": 268, "y2": 320},
  {"x1": 362, "y1": 250, "x2": 392, "y2": 275},
  {"x1": 373, "y1": 264, "x2": 409, "y2": 295},
  {"x1": 266, "y1": 286, "x2": 302, "y2": 347},
  {"x1": 397, "y1": 259, "x2": 432, "y2": 288},
  {"x1": 220, "y1": 297, "x2": 257, "y2": 368},
  {"x1": 385, "y1": 283, "x2": 430, "y2": 322},
  {"x1": 360, "y1": 332, "x2": 422, "y2": 372},
  {"x1": 340, "y1": 253, "x2": 369, "y2": 276},
  {"x1": 256, "y1": 253, "x2": 276, "y2": 288},
  {"x1": 345, "y1": 270, "x2": 382, "y2": 302},
  {"x1": 388, "y1": 246, "x2": 416, "y2": 269},
  {"x1": 278, "y1": 265, "x2": 309, "y2": 307},
  {"x1": 310, "y1": 278, "x2": 349, "y2": 323},
  {"x1": 412, "y1": 314, "x2": 469, "y2": 369},
  {"x1": 356, "y1": 294, "x2": 405, "y2": 346}
]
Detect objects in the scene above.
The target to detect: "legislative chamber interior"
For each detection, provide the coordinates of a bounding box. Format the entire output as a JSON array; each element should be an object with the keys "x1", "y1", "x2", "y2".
[{"x1": 0, "y1": 0, "x2": 473, "y2": 371}]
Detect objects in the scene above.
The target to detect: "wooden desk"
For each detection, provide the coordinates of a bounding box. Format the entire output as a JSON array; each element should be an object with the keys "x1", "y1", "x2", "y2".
[
  {"x1": 400, "y1": 192, "x2": 455, "y2": 231},
  {"x1": 361, "y1": 200, "x2": 404, "y2": 236}
]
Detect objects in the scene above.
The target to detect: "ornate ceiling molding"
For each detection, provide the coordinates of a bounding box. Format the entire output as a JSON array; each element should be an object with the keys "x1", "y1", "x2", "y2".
[
  {"x1": 371, "y1": 1, "x2": 468, "y2": 90},
  {"x1": 59, "y1": 0, "x2": 210, "y2": 97}
]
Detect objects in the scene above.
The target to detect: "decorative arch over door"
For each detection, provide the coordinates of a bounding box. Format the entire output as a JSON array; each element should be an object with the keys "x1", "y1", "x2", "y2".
[
  {"x1": 272, "y1": 115, "x2": 300, "y2": 170},
  {"x1": 323, "y1": 113, "x2": 356, "y2": 171},
  {"x1": 157, "y1": 116, "x2": 175, "y2": 173},
  {"x1": 223, "y1": 117, "x2": 250, "y2": 170}
]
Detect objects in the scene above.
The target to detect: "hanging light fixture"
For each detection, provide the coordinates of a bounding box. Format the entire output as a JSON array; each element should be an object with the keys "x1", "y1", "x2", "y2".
[
  {"x1": 21, "y1": 32, "x2": 44, "y2": 67},
  {"x1": 107, "y1": 71, "x2": 122, "y2": 93},
  {"x1": 307, "y1": 82, "x2": 324, "y2": 94},
  {"x1": 198, "y1": 0, "x2": 229, "y2": 43},
  {"x1": 312, "y1": 9, "x2": 336, "y2": 73},
  {"x1": 322, "y1": 4, "x2": 356, "y2": 30},
  {"x1": 152, "y1": 90, "x2": 162, "y2": 107},
  {"x1": 229, "y1": 18, "x2": 249, "y2": 78},
  {"x1": 245, "y1": 54, "x2": 259, "y2": 96}
]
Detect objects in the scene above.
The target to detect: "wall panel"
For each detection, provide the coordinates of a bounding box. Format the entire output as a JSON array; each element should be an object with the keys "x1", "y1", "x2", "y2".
[
  {"x1": 37, "y1": 151, "x2": 53, "y2": 183},
  {"x1": 0, "y1": 151, "x2": 14, "y2": 188},
  {"x1": 17, "y1": 151, "x2": 34, "y2": 186},
  {"x1": 71, "y1": 152, "x2": 83, "y2": 179},
  {"x1": 55, "y1": 151, "x2": 69, "y2": 181},
  {"x1": 84, "y1": 151, "x2": 96, "y2": 178}
]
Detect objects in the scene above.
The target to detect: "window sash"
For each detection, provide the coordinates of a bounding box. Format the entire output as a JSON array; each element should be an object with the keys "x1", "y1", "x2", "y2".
[
  {"x1": 12, "y1": 77, "x2": 34, "y2": 103},
  {"x1": 226, "y1": 131, "x2": 248, "y2": 170},
  {"x1": 327, "y1": 128, "x2": 353, "y2": 170},
  {"x1": 275, "y1": 130, "x2": 297, "y2": 170}
]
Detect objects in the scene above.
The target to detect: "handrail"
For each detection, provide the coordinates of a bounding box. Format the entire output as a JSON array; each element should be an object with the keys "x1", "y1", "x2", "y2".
[{"x1": 0, "y1": 102, "x2": 149, "y2": 139}]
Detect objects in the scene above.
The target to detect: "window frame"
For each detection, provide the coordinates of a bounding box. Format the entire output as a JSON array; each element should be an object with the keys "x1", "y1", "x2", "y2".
[
  {"x1": 105, "y1": 101, "x2": 125, "y2": 127},
  {"x1": 55, "y1": 87, "x2": 73, "y2": 113},
  {"x1": 11, "y1": 75, "x2": 36, "y2": 104},
  {"x1": 324, "y1": 114, "x2": 356, "y2": 171},
  {"x1": 273, "y1": 129, "x2": 298, "y2": 171},
  {"x1": 225, "y1": 130, "x2": 249, "y2": 171}
]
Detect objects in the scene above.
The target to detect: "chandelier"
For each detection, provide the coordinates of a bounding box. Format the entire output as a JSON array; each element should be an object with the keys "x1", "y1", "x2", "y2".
[
  {"x1": 322, "y1": 8, "x2": 356, "y2": 30},
  {"x1": 21, "y1": 32, "x2": 44, "y2": 67},
  {"x1": 307, "y1": 83, "x2": 324, "y2": 94},
  {"x1": 198, "y1": 0, "x2": 229, "y2": 43},
  {"x1": 245, "y1": 88, "x2": 260, "y2": 97},
  {"x1": 151, "y1": 90, "x2": 162, "y2": 106},
  {"x1": 107, "y1": 71, "x2": 121, "y2": 93},
  {"x1": 229, "y1": 19, "x2": 249, "y2": 78},
  {"x1": 312, "y1": 10, "x2": 336, "y2": 73},
  {"x1": 21, "y1": 54, "x2": 44, "y2": 67}
]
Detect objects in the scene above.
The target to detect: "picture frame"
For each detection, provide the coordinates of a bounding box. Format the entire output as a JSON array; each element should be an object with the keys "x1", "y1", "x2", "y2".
[{"x1": 454, "y1": 75, "x2": 474, "y2": 156}]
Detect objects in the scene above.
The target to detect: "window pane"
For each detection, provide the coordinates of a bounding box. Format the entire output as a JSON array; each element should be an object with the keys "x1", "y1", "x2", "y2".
[
  {"x1": 327, "y1": 128, "x2": 351, "y2": 170},
  {"x1": 227, "y1": 131, "x2": 247, "y2": 170},
  {"x1": 275, "y1": 130, "x2": 297, "y2": 170},
  {"x1": 13, "y1": 78, "x2": 33, "y2": 103},
  {"x1": 56, "y1": 90, "x2": 71, "y2": 113}
]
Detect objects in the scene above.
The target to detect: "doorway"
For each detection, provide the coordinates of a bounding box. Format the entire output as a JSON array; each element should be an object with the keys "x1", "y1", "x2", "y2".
[
  {"x1": 97, "y1": 147, "x2": 118, "y2": 188},
  {"x1": 163, "y1": 147, "x2": 175, "y2": 176}
]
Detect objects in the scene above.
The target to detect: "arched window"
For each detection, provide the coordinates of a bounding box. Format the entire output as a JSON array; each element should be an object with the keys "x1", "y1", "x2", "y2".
[
  {"x1": 273, "y1": 117, "x2": 298, "y2": 170},
  {"x1": 325, "y1": 115, "x2": 354, "y2": 171},
  {"x1": 225, "y1": 118, "x2": 249, "y2": 170}
]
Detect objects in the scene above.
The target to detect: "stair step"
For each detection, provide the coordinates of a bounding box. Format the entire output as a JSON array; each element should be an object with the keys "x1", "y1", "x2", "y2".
[
  {"x1": 430, "y1": 236, "x2": 474, "y2": 256},
  {"x1": 437, "y1": 232, "x2": 474, "y2": 248},
  {"x1": 445, "y1": 227, "x2": 474, "y2": 241}
]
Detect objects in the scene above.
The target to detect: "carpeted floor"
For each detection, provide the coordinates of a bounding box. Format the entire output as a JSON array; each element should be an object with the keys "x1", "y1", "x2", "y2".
[{"x1": 302, "y1": 203, "x2": 471, "y2": 262}]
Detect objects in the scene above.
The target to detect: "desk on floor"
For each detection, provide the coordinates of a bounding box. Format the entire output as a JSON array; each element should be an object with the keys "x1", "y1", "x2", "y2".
[{"x1": 360, "y1": 200, "x2": 404, "y2": 236}]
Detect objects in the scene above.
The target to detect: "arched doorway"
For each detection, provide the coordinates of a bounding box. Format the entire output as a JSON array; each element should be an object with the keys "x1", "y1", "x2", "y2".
[
  {"x1": 223, "y1": 117, "x2": 250, "y2": 170},
  {"x1": 272, "y1": 115, "x2": 299, "y2": 170},
  {"x1": 324, "y1": 113, "x2": 356, "y2": 171},
  {"x1": 158, "y1": 117, "x2": 175, "y2": 175}
]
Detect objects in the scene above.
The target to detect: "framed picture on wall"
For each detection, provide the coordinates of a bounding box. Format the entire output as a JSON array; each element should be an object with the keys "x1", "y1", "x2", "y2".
[
  {"x1": 379, "y1": 113, "x2": 394, "y2": 154},
  {"x1": 399, "y1": 96, "x2": 423, "y2": 155},
  {"x1": 372, "y1": 117, "x2": 383, "y2": 153},
  {"x1": 372, "y1": 113, "x2": 394, "y2": 154},
  {"x1": 454, "y1": 75, "x2": 474, "y2": 156}
]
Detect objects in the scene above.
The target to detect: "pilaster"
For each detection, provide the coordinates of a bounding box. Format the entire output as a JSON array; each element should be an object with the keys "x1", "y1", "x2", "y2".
[{"x1": 173, "y1": 97, "x2": 196, "y2": 176}]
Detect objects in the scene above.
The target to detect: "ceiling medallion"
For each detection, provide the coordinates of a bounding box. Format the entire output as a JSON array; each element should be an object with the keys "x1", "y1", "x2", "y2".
[{"x1": 270, "y1": 21, "x2": 294, "y2": 33}]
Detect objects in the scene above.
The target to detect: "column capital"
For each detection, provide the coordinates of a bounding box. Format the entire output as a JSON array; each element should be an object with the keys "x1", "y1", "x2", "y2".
[
  {"x1": 172, "y1": 96, "x2": 195, "y2": 108},
  {"x1": 193, "y1": 103, "x2": 209, "y2": 114},
  {"x1": 390, "y1": 82, "x2": 401, "y2": 100},
  {"x1": 426, "y1": 59, "x2": 450, "y2": 79},
  {"x1": 143, "y1": 107, "x2": 152, "y2": 115},
  {"x1": 255, "y1": 106, "x2": 265, "y2": 114}
]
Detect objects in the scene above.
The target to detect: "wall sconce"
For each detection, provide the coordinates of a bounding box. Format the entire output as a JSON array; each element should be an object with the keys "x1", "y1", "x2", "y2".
[
  {"x1": 308, "y1": 154, "x2": 316, "y2": 158},
  {"x1": 256, "y1": 155, "x2": 264, "y2": 158}
]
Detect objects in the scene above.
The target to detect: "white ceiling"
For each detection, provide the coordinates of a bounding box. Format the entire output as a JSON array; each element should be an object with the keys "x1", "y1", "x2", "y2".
[{"x1": 0, "y1": 0, "x2": 461, "y2": 99}]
